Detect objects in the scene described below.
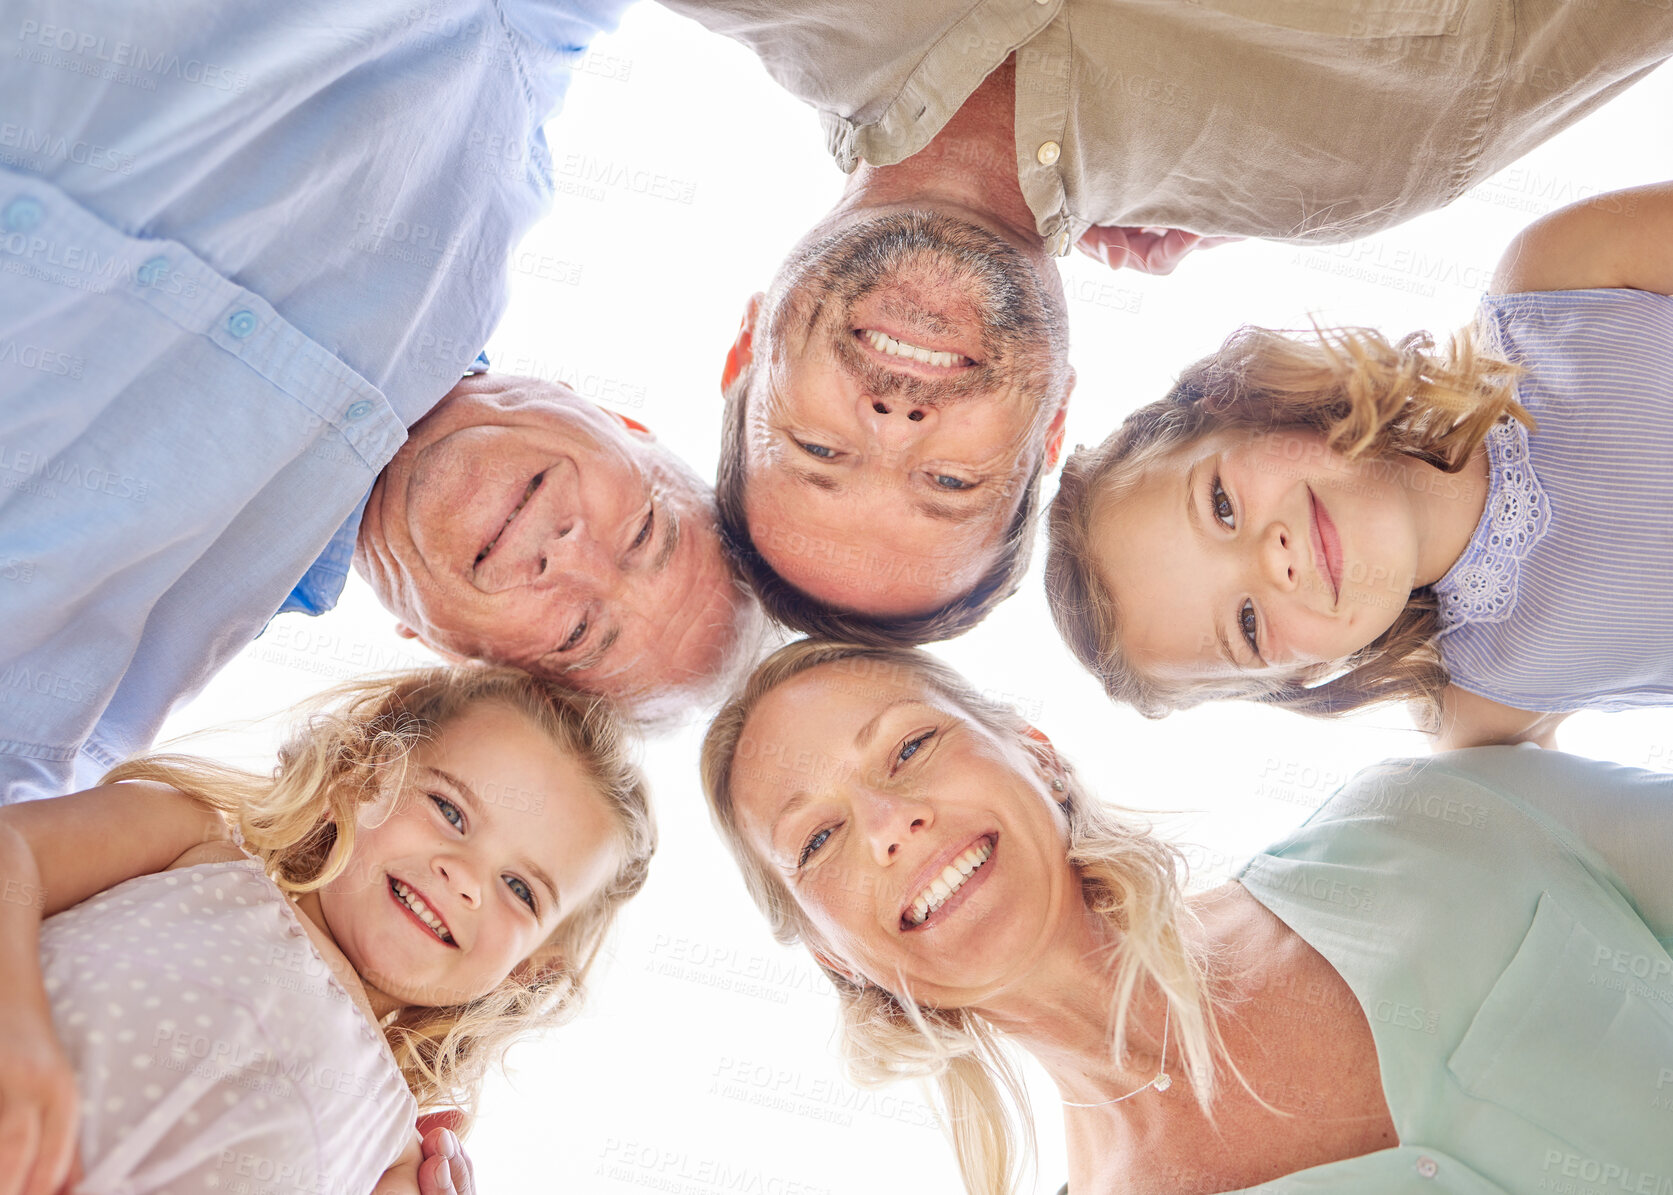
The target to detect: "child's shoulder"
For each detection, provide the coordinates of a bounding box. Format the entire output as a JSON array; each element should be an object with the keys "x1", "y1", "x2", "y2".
[{"x1": 165, "y1": 835, "x2": 247, "y2": 871}]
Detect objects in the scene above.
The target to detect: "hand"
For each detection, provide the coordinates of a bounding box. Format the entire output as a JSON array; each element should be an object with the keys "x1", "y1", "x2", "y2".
[
  {"x1": 1075, "y1": 225, "x2": 1243, "y2": 275},
  {"x1": 0, "y1": 1016, "x2": 81, "y2": 1195},
  {"x1": 417, "y1": 1114, "x2": 475, "y2": 1195}
]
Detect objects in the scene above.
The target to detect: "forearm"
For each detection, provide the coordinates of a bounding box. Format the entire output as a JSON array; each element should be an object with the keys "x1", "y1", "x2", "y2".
[
  {"x1": 0, "y1": 823, "x2": 53, "y2": 1023},
  {"x1": 1431, "y1": 685, "x2": 1568, "y2": 751}
]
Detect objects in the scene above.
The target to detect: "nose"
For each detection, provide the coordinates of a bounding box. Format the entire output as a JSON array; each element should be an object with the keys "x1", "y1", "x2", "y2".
[
  {"x1": 858, "y1": 393, "x2": 935, "y2": 452},
  {"x1": 857, "y1": 791, "x2": 933, "y2": 866},
  {"x1": 1256, "y1": 521, "x2": 1301, "y2": 593},
  {"x1": 434, "y1": 854, "x2": 482, "y2": 909},
  {"x1": 532, "y1": 519, "x2": 621, "y2": 593}
]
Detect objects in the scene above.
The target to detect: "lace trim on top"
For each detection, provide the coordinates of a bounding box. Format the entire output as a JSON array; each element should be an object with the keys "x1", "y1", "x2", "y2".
[{"x1": 1434, "y1": 416, "x2": 1551, "y2": 630}]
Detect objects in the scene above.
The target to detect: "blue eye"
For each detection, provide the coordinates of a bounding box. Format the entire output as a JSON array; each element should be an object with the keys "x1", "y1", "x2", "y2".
[
  {"x1": 430, "y1": 794, "x2": 464, "y2": 830},
  {"x1": 799, "y1": 441, "x2": 837, "y2": 459},
  {"x1": 897, "y1": 731, "x2": 934, "y2": 764},
  {"x1": 932, "y1": 475, "x2": 972, "y2": 490},
  {"x1": 503, "y1": 875, "x2": 537, "y2": 911},
  {"x1": 798, "y1": 825, "x2": 834, "y2": 869}
]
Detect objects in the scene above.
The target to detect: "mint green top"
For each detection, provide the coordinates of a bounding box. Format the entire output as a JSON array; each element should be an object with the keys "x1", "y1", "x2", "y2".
[{"x1": 1232, "y1": 748, "x2": 1673, "y2": 1195}]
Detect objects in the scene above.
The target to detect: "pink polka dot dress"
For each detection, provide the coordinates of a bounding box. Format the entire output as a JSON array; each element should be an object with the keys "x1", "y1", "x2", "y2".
[{"x1": 40, "y1": 858, "x2": 416, "y2": 1195}]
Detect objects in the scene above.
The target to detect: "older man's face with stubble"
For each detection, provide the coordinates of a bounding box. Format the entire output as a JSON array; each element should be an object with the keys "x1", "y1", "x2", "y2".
[
  {"x1": 356, "y1": 374, "x2": 752, "y2": 712},
  {"x1": 722, "y1": 210, "x2": 1072, "y2": 620}
]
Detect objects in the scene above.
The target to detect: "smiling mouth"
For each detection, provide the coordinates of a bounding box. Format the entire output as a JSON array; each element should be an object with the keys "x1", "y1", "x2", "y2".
[
  {"x1": 475, "y1": 471, "x2": 545, "y2": 569},
  {"x1": 856, "y1": 328, "x2": 977, "y2": 370},
  {"x1": 901, "y1": 836, "x2": 995, "y2": 930},
  {"x1": 1308, "y1": 489, "x2": 1343, "y2": 605},
  {"x1": 389, "y1": 876, "x2": 455, "y2": 945}
]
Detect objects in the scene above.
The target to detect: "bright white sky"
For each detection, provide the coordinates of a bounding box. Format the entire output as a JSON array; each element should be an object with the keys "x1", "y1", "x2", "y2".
[{"x1": 159, "y1": 9, "x2": 1673, "y2": 1194}]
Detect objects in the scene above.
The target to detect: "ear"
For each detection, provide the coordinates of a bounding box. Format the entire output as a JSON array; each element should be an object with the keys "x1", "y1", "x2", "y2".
[
  {"x1": 608, "y1": 409, "x2": 654, "y2": 438},
  {"x1": 394, "y1": 623, "x2": 420, "y2": 641},
  {"x1": 1022, "y1": 725, "x2": 1068, "y2": 796},
  {"x1": 811, "y1": 948, "x2": 864, "y2": 988},
  {"x1": 720, "y1": 292, "x2": 766, "y2": 395},
  {"x1": 1044, "y1": 374, "x2": 1074, "y2": 470}
]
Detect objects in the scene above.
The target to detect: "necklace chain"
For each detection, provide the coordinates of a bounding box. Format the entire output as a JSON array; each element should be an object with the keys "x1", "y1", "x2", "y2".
[{"x1": 1059, "y1": 1002, "x2": 1172, "y2": 1108}]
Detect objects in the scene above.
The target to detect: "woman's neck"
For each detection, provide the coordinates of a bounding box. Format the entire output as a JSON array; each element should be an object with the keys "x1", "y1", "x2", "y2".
[{"x1": 974, "y1": 894, "x2": 1203, "y2": 1107}]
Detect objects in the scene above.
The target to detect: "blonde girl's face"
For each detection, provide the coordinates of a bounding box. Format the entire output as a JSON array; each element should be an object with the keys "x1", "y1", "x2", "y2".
[
  {"x1": 1090, "y1": 427, "x2": 1430, "y2": 685},
  {"x1": 317, "y1": 700, "x2": 624, "y2": 1009}
]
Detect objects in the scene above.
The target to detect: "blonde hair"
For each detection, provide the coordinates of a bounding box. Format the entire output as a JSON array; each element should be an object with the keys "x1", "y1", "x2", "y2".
[
  {"x1": 700, "y1": 640, "x2": 1222, "y2": 1195},
  {"x1": 1046, "y1": 323, "x2": 1528, "y2": 725},
  {"x1": 105, "y1": 666, "x2": 655, "y2": 1121}
]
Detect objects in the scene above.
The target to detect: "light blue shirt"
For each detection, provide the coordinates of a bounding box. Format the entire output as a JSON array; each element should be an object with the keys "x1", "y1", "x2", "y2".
[
  {"x1": 1234, "y1": 749, "x2": 1673, "y2": 1193},
  {"x1": 1432, "y1": 288, "x2": 1673, "y2": 713},
  {"x1": 0, "y1": 0, "x2": 628, "y2": 803}
]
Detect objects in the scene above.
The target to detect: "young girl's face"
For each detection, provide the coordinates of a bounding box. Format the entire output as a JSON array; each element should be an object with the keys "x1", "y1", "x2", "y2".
[
  {"x1": 317, "y1": 700, "x2": 624, "y2": 1009},
  {"x1": 1089, "y1": 427, "x2": 1425, "y2": 683}
]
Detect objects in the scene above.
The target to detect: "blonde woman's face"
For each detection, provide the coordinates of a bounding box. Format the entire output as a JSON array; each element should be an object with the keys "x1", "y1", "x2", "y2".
[
  {"x1": 727, "y1": 661, "x2": 1082, "y2": 1008},
  {"x1": 1090, "y1": 427, "x2": 1429, "y2": 684},
  {"x1": 317, "y1": 701, "x2": 623, "y2": 1009}
]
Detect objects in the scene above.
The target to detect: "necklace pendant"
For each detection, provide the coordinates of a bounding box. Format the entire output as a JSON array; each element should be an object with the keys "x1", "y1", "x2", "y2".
[{"x1": 1151, "y1": 1073, "x2": 1171, "y2": 1093}]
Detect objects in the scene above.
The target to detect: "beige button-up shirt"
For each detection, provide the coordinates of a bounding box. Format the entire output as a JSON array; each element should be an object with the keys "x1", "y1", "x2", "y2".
[{"x1": 660, "y1": 0, "x2": 1671, "y2": 249}]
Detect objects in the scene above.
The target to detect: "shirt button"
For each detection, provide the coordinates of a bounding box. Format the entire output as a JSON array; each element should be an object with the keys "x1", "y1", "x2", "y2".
[
  {"x1": 226, "y1": 310, "x2": 257, "y2": 338},
  {"x1": 345, "y1": 400, "x2": 372, "y2": 421},
  {"x1": 1050, "y1": 227, "x2": 1072, "y2": 256},
  {"x1": 3, "y1": 196, "x2": 44, "y2": 232},
  {"x1": 1416, "y1": 1157, "x2": 1439, "y2": 1179},
  {"x1": 137, "y1": 255, "x2": 170, "y2": 286},
  {"x1": 1036, "y1": 140, "x2": 1061, "y2": 166}
]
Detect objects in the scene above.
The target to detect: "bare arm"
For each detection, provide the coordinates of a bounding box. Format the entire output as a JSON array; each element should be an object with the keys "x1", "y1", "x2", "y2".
[
  {"x1": 1431, "y1": 685, "x2": 1570, "y2": 751},
  {"x1": 370, "y1": 1134, "x2": 425, "y2": 1195},
  {"x1": 0, "y1": 782, "x2": 231, "y2": 1195},
  {"x1": 1491, "y1": 182, "x2": 1673, "y2": 296}
]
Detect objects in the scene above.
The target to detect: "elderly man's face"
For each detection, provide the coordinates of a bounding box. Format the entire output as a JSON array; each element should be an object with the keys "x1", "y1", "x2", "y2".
[
  {"x1": 356, "y1": 374, "x2": 743, "y2": 706},
  {"x1": 727, "y1": 211, "x2": 1070, "y2": 618}
]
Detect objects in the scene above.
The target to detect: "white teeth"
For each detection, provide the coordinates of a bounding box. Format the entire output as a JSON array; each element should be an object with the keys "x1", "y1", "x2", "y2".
[
  {"x1": 862, "y1": 329, "x2": 970, "y2": 368},
  {"x1": 904, "y1": 840, "x2": 993, "y2": 927},
  {"x1": 391, "y1": 879, "x2": 453, "y2": 943},
  {"x1": 475, "y1": 472, "x2": 545, "y2": 567}
]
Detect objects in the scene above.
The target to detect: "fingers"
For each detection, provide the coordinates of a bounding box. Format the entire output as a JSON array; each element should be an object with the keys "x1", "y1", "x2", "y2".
[
  {"x1": 1074, "y1": 226, "x2": 1245, "y2": 275},
  {"x1": 417, "y1": 1151, "x2": 457, "y2": 1195},
  {"x1": 27, "y1": 1092, "x2": 77, "y2": 1195},
  {"x1": 52, "y1": 1152, "x2": 82, "y2": 1195},
  {"x1": 0, "y1": 1104, "x2": 41, "y2": 1195},
  {"x1": 1128, "y1": 228, "x2": 1201, "y2": 276},
  {"x1": 452, "y1": 1132, "x2": 475, "y2": 1195},
  {"x1": 417, "y1": 1126, "x2": 475, "y2": 1195}
]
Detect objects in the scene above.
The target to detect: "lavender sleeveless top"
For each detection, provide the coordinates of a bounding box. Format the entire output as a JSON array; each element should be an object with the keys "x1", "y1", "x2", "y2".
[
  {"x1": 1431, "y1": 288, "x2": 1673, "y2": 713},
  {"x1": 40, "y1": 857, "x2": 415, "y2": 1195}
]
